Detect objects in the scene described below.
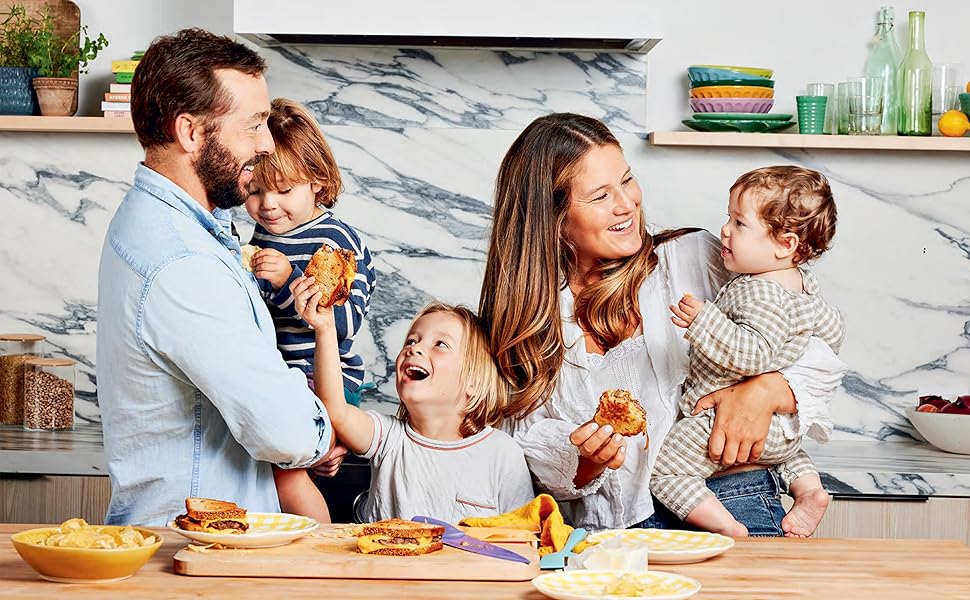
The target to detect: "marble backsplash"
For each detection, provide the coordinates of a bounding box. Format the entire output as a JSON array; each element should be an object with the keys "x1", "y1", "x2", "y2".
[{"x1": 0, "y1": 45, "x2": 967, "y2": 443}]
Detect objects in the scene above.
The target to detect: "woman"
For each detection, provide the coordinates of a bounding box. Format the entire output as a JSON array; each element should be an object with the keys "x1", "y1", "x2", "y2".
[{"x1": 479, "y1": 113, "x2": 843, "y2": 534}]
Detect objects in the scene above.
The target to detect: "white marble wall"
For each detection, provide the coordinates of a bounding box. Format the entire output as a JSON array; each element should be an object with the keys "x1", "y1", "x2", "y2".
[{"x1": 1, "y1": 45, "x2": 967, "y2": 444}]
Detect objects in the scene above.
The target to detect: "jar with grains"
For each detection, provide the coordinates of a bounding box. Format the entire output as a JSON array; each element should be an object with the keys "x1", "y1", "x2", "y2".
[
  {"x1": 0, "y1": 334, "x2": 46, "y2": 425},
  {"x1": 23, "y1": 357, "x2": 75, "y2": 431}
]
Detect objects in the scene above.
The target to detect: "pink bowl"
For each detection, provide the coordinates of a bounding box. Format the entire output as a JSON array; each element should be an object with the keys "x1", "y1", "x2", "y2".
[{"x1": 690, "y1": 98, "x2": 774, "y2": 113}]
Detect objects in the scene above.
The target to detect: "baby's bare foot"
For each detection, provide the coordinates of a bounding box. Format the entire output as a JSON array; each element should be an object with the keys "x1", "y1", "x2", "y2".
[{"x1": 782, "y1": 488, "x2": 830, "y2": 537}]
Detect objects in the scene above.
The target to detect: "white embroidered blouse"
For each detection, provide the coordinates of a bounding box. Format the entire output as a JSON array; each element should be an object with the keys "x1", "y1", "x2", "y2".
[{"x1": 505, "y1": 231, "x2": 847, "y2": 530}]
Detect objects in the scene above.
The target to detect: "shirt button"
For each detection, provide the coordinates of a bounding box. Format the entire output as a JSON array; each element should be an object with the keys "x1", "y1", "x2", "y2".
[{"x1": 231, "y1": 250, "x2": 238, "y2": 255}]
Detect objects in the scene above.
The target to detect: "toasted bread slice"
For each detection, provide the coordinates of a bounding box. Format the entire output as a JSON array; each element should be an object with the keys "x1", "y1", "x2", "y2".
[
  {"x1": 175, "y1": 497, "x2": 249, "y2": 534},
  {"x1": 593, "y1": 389, "x2": 648, "y2": 438},
  {"x1": 355, "y1": 518, "x2": 445, "y2": 556},
  {"x1": 303, "y1": 245, "x2": 357, "y2": 308}
]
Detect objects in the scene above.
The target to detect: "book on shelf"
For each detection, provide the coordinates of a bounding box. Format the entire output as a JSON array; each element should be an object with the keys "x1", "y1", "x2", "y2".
[
  {"x1": 102, "y1": 111, "x2": 131, "y2": 119},
  {"x1": 115, "y1": 72, "x2": 134, "y2": 84},
  {"x1": 104, "y1": 92, "x2": 131, "y2": 102},
  {"x1": 101, "y1": 101, "x2": 131, "y2": 112},
  {"x1": 111, "y1": 59, "x2": 140, "y2": 73},
  {"x1": 109, "y1": 83, "x2": 132, "y2": 93}
]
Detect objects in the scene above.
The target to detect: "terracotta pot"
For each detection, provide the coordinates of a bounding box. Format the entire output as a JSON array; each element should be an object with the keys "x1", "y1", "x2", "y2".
[{"x1": 31, "y1": 77, "x2": 78, "y2": 117}]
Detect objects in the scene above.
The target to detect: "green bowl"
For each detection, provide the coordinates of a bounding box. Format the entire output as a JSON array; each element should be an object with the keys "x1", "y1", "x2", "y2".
[
  {"x1": 960, "y1": 93, "x2": 970, "y2": 117},
  {"x1": 690, "y1": 78, "x2": 775, "y2": 88}
]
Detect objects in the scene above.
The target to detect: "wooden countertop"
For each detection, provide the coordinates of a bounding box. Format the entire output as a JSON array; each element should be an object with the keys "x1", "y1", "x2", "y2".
[{"x1": 2, "y1": 525, "x2": 968, "y2": 599}]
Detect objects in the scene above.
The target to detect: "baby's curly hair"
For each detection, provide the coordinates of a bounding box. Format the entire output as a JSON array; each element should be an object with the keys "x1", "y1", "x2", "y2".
[{"x1": 731, "y1": 166, "x2": 837, "y2": 264}]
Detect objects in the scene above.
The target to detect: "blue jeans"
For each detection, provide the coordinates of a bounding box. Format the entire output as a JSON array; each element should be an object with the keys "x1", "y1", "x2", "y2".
[{"x1": 637, "y1": 468, "x2": 786, "y2": 537}]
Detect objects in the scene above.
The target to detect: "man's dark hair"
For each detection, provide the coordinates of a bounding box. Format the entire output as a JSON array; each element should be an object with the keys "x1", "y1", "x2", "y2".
[{"x1": 131, "y1": 28, "x2": 266, "y2": 150}]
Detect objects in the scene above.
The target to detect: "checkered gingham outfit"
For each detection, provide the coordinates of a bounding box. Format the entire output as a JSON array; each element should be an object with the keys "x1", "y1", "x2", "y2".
[{"x1": 650, "y1": 269, "x2": 844, "y2": 519}]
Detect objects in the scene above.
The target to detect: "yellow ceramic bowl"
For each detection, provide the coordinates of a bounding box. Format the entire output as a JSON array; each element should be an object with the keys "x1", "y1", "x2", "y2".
[
  {"x1": 690, "y1": 85, "x2": 774, "y2": 99},
  {"x1": 693, "y1": 64, "x2": 774, "y2": 78},
  {"x1": 12, "y1": 526, "x2": 162, "y2": 583}
]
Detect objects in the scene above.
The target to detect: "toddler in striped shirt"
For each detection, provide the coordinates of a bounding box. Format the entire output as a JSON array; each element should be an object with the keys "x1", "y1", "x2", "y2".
[
  {"x1": 244, "y1": 98, "x2": 377, "y2": 522},
  {"x1": 652, "y1": 166, "x2": 846, "y2": 538}
]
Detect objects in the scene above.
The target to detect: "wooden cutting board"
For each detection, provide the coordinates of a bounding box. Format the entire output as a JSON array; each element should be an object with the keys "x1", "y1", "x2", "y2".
[{"x1": 173, "y1": 525, "x2": 540, "y2": 581}]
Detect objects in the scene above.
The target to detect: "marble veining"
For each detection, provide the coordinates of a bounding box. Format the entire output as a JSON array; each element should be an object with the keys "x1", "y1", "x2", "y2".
[{"x1": 1, "y1": 46, "x2": 968, "y2": 449}]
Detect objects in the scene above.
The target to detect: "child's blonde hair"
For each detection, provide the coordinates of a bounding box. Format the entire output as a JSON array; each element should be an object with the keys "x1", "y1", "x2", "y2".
[
  {"x1": 397, "y1": 302, "x2": 507, "y2": 437},
  {"x1": 730, "y1": 165, "x2": 837, "y2": 264},
  {"x1": 251, "y1": 98, "x2": 343, "y2": 208}
]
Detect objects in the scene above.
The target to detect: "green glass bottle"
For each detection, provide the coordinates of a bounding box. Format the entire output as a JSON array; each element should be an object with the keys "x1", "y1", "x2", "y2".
[
  {"x1": 864, "y1": 6, "x2": 901, "y2": 136},
  {"x1": 897, "y1": 11, "x2": 932, "y2": 136}
]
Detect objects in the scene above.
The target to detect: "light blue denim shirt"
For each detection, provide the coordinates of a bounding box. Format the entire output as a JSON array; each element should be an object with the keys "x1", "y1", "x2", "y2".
[{"x1": 97, "y1": 164, "x2": 332, "y2": 526}]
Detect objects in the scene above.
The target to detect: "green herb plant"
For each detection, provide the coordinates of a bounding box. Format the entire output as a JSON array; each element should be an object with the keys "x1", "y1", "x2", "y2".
[
  {"x1": 0, "y1": 5, "x2": 39, "y2": 67},
  {"x1": 27, "y1": 7, "x2": 108, "y2": 78}
]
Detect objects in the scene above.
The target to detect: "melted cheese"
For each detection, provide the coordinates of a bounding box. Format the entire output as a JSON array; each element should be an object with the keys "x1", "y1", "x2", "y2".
[{"x1": 356, "y1": 534, "x2": 437, "y2": 553}]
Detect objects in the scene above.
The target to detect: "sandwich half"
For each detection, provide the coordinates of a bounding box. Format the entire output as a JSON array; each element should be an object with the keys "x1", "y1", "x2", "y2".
[
  {"x1": 174, "y1": 497, "x2": 249, "y2": 534},
  {"x1": 303, "y1": 244, "x2": 357, "y2": 308},
  {"x1": 355, "y1": 518, "x2": 445, "y2": 556}
]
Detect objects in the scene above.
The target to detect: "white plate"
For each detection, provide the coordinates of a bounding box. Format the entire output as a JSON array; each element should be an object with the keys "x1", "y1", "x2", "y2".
[
  {"x1": 533, "y1": 569, "x2": 701, "y2": 600},
  {"x1": 585, "y1": 529, "x2": 733, "y2": 564},
  {"x1": 168, "y1": 512, "x2": 319, "y2": 548}
]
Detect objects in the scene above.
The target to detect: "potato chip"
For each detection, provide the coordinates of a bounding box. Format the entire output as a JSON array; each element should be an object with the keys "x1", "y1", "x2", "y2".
[{"x1": 37, "y1": 518, "x2": 158, "y2": 549}]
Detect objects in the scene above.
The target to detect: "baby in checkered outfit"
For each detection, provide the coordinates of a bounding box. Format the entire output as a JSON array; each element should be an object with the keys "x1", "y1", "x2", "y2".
[{"x1": 651, "y1": 166, "x2": 847, "y2": 538}]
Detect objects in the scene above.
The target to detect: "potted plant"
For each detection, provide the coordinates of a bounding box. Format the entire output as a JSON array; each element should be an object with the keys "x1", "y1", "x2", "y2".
[
  {"x1": 0, "y1": 5, "x2": 40, "y2": 115},
  {"x1": 27, "y1": 6, "x2": 107, "y2": 116}
]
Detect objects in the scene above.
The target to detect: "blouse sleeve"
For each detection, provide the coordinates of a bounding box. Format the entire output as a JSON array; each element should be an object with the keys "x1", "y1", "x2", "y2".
[{"x1": 505, "y1": 401, "x2": 612, "y2": 501}]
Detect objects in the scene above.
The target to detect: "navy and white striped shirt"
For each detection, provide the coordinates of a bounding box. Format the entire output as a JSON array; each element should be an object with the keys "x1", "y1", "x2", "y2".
[{"x1": 250, "y1": 211, "x2": 376, "y2": 391}]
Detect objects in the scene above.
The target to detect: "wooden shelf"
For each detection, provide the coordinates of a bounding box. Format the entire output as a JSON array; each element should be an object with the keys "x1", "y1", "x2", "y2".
[
  {"x1": 0, "y1": 116, "x2": 133, "y2": 133},
  {"x1": 648, "y1": 131, "x2": 970, "y2": 151}
]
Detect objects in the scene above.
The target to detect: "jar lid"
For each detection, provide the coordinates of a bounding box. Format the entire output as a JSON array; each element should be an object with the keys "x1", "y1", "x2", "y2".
[
  {"x1": 0, "y1": 333, "x2": 46, "y2": 342},
  {"x1": 24, "y1": 357, "x2": 76, "y2": 367}
]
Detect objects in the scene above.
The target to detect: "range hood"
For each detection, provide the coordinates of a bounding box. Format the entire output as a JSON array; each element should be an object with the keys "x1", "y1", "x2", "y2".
[{"x1": 234, "y1": 0, "x2": 663, "y2": 53}]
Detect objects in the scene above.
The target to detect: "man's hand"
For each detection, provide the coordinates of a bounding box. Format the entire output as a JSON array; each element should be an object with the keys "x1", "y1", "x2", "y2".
[
  {"x1": 251, "y1": 248, "x2": 293, "y2": 291},
  {"x1": 310, "y1": 443, "x2": 349, "y2": 478},
  {"x1": 693, "y1": 372, "x2": 793, "y2": 466},
  {"x1": 670, "y1": 293, "x2": 703, "y2": 329},
  {"x1": 569, "y1": 421, "x2": 626, "y2": 488}
]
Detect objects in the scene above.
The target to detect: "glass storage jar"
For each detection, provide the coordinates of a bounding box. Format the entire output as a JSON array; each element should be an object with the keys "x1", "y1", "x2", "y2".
[
  {"x1": 0, "y1": 333, "x2": 46, "y2": 425},
  {"x1": 23, "y1": 357, "x2": 75, "y2": 431}
]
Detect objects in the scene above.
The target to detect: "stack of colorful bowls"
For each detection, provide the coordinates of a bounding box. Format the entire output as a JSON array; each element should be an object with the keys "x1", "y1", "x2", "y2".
[{"x1": 684, "y1": 65, "x2": 795, "y2": 133}]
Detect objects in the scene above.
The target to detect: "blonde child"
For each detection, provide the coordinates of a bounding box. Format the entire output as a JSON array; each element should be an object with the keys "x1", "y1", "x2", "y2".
[
  {"x1": 291, "y1": 286, "x2": 535, "y2": 524},
  {"x1": 651, "y1": 166, "x2": 847, "y2": 538},
  {"x1": 244, "y1": 98, "x2": 377, "y2": 522}
]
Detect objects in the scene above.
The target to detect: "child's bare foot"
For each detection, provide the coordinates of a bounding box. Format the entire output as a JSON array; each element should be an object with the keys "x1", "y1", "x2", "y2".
[
  {"x1": 782, "y1": 487, "x2": 830, "y2": 537},
  {"x1": 684, "y1": 497, "x2": 749, "y2": 538}
]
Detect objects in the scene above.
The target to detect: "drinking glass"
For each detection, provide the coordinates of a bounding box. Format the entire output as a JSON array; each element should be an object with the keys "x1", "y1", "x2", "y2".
[
  {"x1": 806, "y1": 83, "x2": 836, "y2": 134},
  {"x1": 847, "y1": 76, "x2": 884, "y2": 135}
]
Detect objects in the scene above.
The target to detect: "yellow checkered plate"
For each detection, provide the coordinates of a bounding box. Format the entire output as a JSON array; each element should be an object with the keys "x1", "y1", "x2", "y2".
[
  {"x1": 168, "y1": 512, "x2": 319, "y2": 548},
  {"x1": 532, "y1": 569, "x2": 701, "y2": 600},
  {"x1": 586, "y1": 529, "x2": 733, "y2": 564}
]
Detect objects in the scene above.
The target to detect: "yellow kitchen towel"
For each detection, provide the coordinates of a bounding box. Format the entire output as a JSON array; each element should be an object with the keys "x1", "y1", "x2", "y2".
[{"x1": 460, "y1": 494, "x2": 590, "y2": 555}]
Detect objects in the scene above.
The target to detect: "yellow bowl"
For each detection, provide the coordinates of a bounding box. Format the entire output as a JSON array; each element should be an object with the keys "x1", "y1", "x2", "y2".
[
  {"x1": 12, "y1": 526, "x2": 162, "y2": 583},
  {"x1": 693, "y1": 64, "x2": 774, "y2": 78},
  {"x1": 690, "y1": 85, "x2": 774, "y2": 99}
]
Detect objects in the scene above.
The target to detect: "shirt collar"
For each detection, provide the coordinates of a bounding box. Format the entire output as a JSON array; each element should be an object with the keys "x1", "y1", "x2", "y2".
[{"x1": 133, "y1": 163, "x2": 239, "y2": 249}]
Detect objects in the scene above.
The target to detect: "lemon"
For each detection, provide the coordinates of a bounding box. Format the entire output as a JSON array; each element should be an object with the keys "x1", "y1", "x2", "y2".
[{"x1": 938, "y1": 110, "x2": 970, "y2": 137}]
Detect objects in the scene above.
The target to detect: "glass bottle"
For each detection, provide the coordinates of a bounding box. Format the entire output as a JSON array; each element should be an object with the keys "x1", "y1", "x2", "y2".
[
  {"x1": 0, "y1": 333, "x2": 46, "y2": 425},
  {"x1": 864, "y1": 6, "x2": 901, "y2": 136},
  {"x1": 897, "y1": 11, "x2": 933, "y2": 136}
]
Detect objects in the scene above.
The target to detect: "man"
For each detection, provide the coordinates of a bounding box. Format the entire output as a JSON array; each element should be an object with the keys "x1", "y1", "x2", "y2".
[{"x1": 97, "y1": 28, "x2": 334, "y2": 525}]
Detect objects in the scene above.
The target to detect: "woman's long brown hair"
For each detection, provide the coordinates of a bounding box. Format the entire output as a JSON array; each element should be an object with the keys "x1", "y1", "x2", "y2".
[{"x1": 479, "y1": 113, "x2": 692, "y2": 420}]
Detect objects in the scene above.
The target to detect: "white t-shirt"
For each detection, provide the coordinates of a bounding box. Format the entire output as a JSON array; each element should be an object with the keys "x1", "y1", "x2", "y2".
[
  {"x1": 360, "y1": 411, "x2": 536, "y2": 524},
  {"x1": 505, "y1": 231, "x2": 847, "y2": 531}
]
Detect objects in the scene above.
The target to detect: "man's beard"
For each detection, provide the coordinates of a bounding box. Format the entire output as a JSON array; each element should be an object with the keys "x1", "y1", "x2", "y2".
[{"x1": 193, "y1": 135, "x2": 256, "y2": 210}]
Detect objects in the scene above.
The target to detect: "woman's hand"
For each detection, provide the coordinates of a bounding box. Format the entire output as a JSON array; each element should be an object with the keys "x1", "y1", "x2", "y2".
[
  {"x1": 569, "y1": 422, "x2": 626, "y2": 488},
  {"x1": 290, "y1": 275, "x2": 334, "y2": 330},
  {"x1": 251, "y1": 248, "x2": 294, "y2": 291},
  {"x1": 692, "y1": 372, "x2": 795, "y2": 466}
]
